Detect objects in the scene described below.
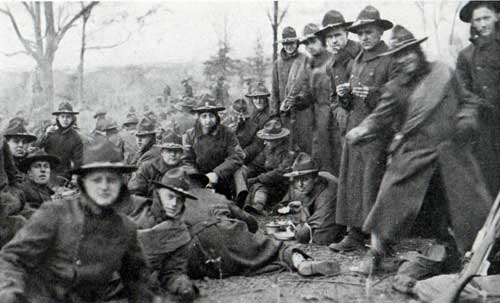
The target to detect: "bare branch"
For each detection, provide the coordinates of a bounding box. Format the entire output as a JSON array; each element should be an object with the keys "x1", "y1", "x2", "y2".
[
  {"x1": 86, "y1": 31, "x2": 131, "y2": 51},
  {"x1": 0, "y1": 50, "x2": 29, "y2": 57},
  {"x1": 266, "y1": 10, "x2": 273, "y2": 25},
  {"x1": 21, "y1": 2, "x2": 35, "y2": 18},
  {"x1": 56, "y1": 1, "x2": 98, "y2": 44},
  {"x1": 278, "y1": 4, "x2": 289, "y2": 25},
  {"x1": 0, "y1": 5, "x2": 40, "y2": 61}
]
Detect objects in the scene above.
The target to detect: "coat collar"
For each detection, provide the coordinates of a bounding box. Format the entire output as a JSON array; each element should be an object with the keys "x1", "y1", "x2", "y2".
[
  {"x1": 28, "y1": 179, "x2": 55, "y2": 195},
  {"x1": 280, "y1": 47, "x2": 299, "y2": 60},
  {"x1": 356, "y1": 40, "x2": 388, "y2": 62},
  {"x1": 151, "y1": 157, "x2": 179, "y2": 174},
  {"x1": 310, "y1": 49, "x2": 332, "y2": 68}
]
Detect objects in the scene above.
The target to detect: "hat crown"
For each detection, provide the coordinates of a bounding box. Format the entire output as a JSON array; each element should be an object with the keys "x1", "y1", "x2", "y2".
[
  {"x1": 262, "y1": 119, "x2": 284, "y2": 135},
  {"x1": 291, "y1": 152, "x2": 318, "y2": 173},
  {"x1": 57, "y1": 102, "x2": 75, "y2": 113},
  {"x1": 95, "y1": 118, "x2": 110, "y2": 132},
  {"x1": 231, "y1": 98, "x2": 249, "y2": 115},
  {"x1": 247, "y1": 82, "x2": 270, "y2": 97},
  {"x1": 282, "y1": 26, "x2": 297, "y2": 39},
  {"x1": 356, "y1": 5, "x2": 382, "y2": 21},
  {"x1": 4, "y1": 117, "x2": 30, "y2": 136},
  {"x1": 303, "y1": 23, "x2": 320, "y2": 37},
  {"x1": 124, "y1": 114, "x2": 139, "y2": 125},
  {"x1": 81, "y1": 140, "x2": 124, "y2": 167},
  {"x1": 322, "y1": 10, "x2": 346, "y2": 27},
  {"x1": 159, "y1": 167, "x2": 190, "y2": 191},
  {"x1": 159, "y1": 132, "x2": 182, "y2": 146},
  {"x1": 104, "y1": 119, "x2": 118, "y2": 131},
  {"x1": 136, "y1": 117, "x2": 156, "y2": 133},
  {"x1": 390, "y1": 25, "x2": 417, "y2": 47}
]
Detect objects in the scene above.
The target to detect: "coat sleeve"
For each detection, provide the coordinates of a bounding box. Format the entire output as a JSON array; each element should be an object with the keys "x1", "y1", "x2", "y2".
[
  {"x1": 364, "y1": 57, "x2": 399, "y2": 109},
  {"x1": 119, "y1": 223, "x2": 155, "y2": 303},
  {"x1": 455, "y1": 50, "x2": 482, "y2": 119},
  {"x1": 357, "y1": 83, "x2": 399, "y2": 134},
  {"x1": 127, "y1": 163, "x2": 152, "y2": 197},
  {"x1": 243, "y1": 138, "x2": 264, "y2": 164},
  {"x1": 257, "y1": 150, "x2": 293, "y2": 185},
  {"x1": 0, "y1": 202, "x2": 58, "y2": 303},
  {"x1": 270, "y1": 61, "x2": 281, "y2": 117},
  {"x1": 158, "y1": 243, "x2": 192, "y2": 292},
  {"x1": 71, "y1": 135, "x2": 84, "y2": 169},
  {"x1": 212, "y1": 131, "x2": 244, "y2": 179}
]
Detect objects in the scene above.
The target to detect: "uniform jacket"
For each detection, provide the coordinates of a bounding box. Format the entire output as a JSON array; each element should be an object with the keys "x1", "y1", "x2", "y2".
[
  {"x1": 359, "y1": 62, "x2": 491, "y2": 253},
  {"x1": 0, "y1": 194, "x2": 153, "y2": 303},
  {"x1": 17, "y1": 179, "x2": 54, "y2": 209},
  {"x1": 281, "y1": 172, "x2": 343, "y2": 245},
  {"x1": 37, "y1": 126, "x2": 83, "y2": 180},
  {"x1": 455, "y1": 28, "x2": 500, "y2": 196},
  {"x1": 128, "y1": 157, "x2": 180, "y2": 197},
  {"x1": 128, "y1": 141, "x2": 160, "y2": 168},
  {"x1": 223, "y1": 117, "x2": 263, "y2": 164},
  {"x1": 182, "y1": 124, "x2": 244, "y2": 180},
  {"x1": 336, "y1": 41, "x2": 398, "y2": 229},
  {"x1": 327, "y1": 39, "x2": 362, "y2": 135},
  {"x1": 251, "y1": 139, "x2": 293, "y2": 186},
  {"x1": 270, "y1": 48, "x2": 302, "y2": 117}
]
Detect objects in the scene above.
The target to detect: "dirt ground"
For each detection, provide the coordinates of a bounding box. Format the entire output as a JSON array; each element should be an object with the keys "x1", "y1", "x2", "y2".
[{"x1": 190, "y1": 216, "x2": 433, "y2": 303}]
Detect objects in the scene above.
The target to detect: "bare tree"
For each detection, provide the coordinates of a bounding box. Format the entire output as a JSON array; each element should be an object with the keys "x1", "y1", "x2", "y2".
[
  {"x1": 0, "y1": 2, "x2": 98, "y2": 112},
  {"x1": 245, "y1": 34, "x2": 271, "y2": 83},
  {"x1": 267, "y1": 1, "x2": 288, "y2": 63}
]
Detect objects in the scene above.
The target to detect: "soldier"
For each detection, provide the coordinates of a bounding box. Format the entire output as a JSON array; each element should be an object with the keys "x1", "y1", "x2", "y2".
[
  {"x1": 103, "y1": 120, "x2": 125, "y2": 158},
  {"x1": 455, "y1": 1, "x2": 500, "y2": 197},
  {"x1": 36, "y1": 102, "x2": 83, "y2": 186},
  {"x1": 246, "y1": 82, "x2": 272, "y2": 130},
  {"x1": 128, "y1": 117, "x2": 160, "y2": 167},
  {"x1": 120, "y1": 113, "x2": 139, "y2": 164},
  {"x1": 330, "y1": 6, "x2": 397, "y2": 252},
  {"x1": 181, "y1": 78, "x2": 194, "y2": 98},
  {"x1": 346, "y1": 25, "x2": 491, "y2": 275},
  {"x1": 3, "y1": 117, "x2": 37, "y2": 179}
]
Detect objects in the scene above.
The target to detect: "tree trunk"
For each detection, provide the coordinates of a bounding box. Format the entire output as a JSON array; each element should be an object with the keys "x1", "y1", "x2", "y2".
[
  {"x1": 78, "y1": 15, "x2": 88, "y2": 108},
  {"x1": 39, "y1": 59, "x2": 54, "y2": 114},
  {"x1": 272, "y1": 1, "x2": 278, "y2": 62}
]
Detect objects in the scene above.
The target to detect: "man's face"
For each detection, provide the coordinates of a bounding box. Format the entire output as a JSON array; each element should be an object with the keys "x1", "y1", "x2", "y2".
[
  {"x1": 357, "y1": 25, "x2": 383, "y2": 50},
  {"x1": 158, "y1": 187, "x2": 185, "y2": 218},
  {"x1": 395, "y1": 49, "x2": 421, "y2": 75},
  {"x1": 28, "y1": 161, "x2": 51, "y2": 185},
  {"x1": 472, "y1": 6, "x2": 499, "y2": 37},
  {"x1": 82, "y1": 170, "x2": 122, "y2": 207},
  {"x1": 136, "y1": 135, "x2": 153, "y2": 149},
  {"x1": 7, "y1": 137, "x2": 29, "y2": 157},
  {"x1": 283, "y1": 42, "x2": 298, "y2": 54},
  {"x1": 57, "y1": 113, "x2": 73, "y2": 128},
  {"x1": 198, "y1": 112, "x2": 217, "y2": 133},
  {"x1": 161, "y1": 148, "x2": 183, "y2": 166},
  {"x1": 304, "y1": 37, "x2": 324, "y2": 56},
  {"x1": 252, "y1": 96, "x2": 268, "y2": 111},
  {"x1": 292, "y1": 173, "x2": 317, "y2": 195},
  {"x1": 325, "y1": 28, "x2": 348, "y2": 53}
]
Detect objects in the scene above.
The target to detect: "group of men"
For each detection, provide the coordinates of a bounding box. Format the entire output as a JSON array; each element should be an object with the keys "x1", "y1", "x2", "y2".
[{"x1": 0, "y1": 0, "x2": 499, "y2": 301}]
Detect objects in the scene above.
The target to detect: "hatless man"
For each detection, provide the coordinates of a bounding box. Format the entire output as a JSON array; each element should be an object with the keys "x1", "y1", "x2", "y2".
[{"x1": 455, "y1": 1, "x2": 500, "y2": 197}]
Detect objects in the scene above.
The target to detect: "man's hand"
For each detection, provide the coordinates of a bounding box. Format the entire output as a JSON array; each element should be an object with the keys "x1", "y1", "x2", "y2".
[
  {"x1": 45, "y1": 125, "x2": 58, "y2": 135},
  {"x1": 352, "y1": 85, "x2": 370, "y2": 99},
  {"x1": 336, "y1": 83, "x2": 351, "y2": 97},
  {"x1": 206, "y1": 172, "x2": 219, "y2": 185},
  {"x1": 345, "y1": 126, "x2": 370, "y2": 145}
]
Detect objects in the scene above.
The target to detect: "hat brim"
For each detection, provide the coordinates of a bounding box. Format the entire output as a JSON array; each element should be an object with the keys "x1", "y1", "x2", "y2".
[
  {"x1": 245, "y1": 93, "x2": 271, "y2": 98},
  {"x1": 152, "y1": 181, "x2": 198, "y2": 200},
  {"x1": 283, "y1": 169, "x2": 319, "y2": 178},
  {"x1": 380, "y1": 37, "x2": 428, "y2": 57},
  {"x1": 70, "y1": 162, "x2": 137, "y2": 175},
  {"x1": 460, "y1": 1, "x2": 500, "y2": 22},
  {"x1": 315, "y1": 22, "x2": 354, "y2": 36},
  {"x1": 19, "y1": 155, "x2": 60, "y2": 173},
  {"x1": 280, "y1": 38, "x2": 299, "y2": 44},
  {"x1": 93, "y1": 113, "x2": 106, "y2": 119},
  {"x1": 257, "y1": 128, "x2": 290, "y2": 140},
  {"x1": 4, "y1": 133, "x2": 37, "y2": 142},
  {"x1": 190, "y1": 106, "x2": 226, "y2": 114},
  {"x1": 348, "y1": 19, "x2": 393, "y2": 33},
  {"x1": 122, "y1": 122, "x2": 138, "y2": 127},
  {"x1": 299, "y1": 34, "x2": 318, "y2": 44},
  {"x1": 155, "y1": 143, "x2": 184, "y2": 150},
  {"x1": 135, "y1": 131, "x2": 157, "y2": 137},
  {"x1": 52, "y1": 111, "x2": 79, "y2": 115}
]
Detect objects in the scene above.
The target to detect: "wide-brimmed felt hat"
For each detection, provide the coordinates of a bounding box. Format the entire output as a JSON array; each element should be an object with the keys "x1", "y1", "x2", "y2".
[
  {"x1": 300, "y1": 23, "x2": 321, "y2": 44},
  {"x1": 190, "y1": 98, "x2": 225, "y2": 114},
  {"x1": 459, "y1": 1, "x2": 500, "y2": 22},
  {"x1": 257, "y1": 118, "x2": 289, "y2": 140},
  {"x1": 315, "y1": 10, "x2": 353, "y2": 36},
  {"x1": 3, "y1": 118, "x2": 37, "y2": 142},
  {"x1": 94, "y1": 118, "x2": 109, "y2": 133},
  {"x1": 103, "y1": 120, "x2": 119, "y2": 132},
  {"x1": 19, "y1": 150, "x2": 60, "y2": 173},
  {"x1": 70, "y1": 140, "x2": 136, "y2": 175},
  {"x1": 179, "y1": 165, "x2": 209, "y2": 188},
  {"x1": 135, "y1": 117, "x2": 157, "y2": 137},
  {"x1": 280, "y1": 26, "x2": 299, "y2": 44},
  {"x1": 52, "y1": 102, "x2": 79, "y2": 115},
  {"x1": 283, "y1": 152, "x2": 319, "y2": 178},
  {"x1": 231, "y1": 98, "x2": 251, "y2": 117},
  {"x1": 153, "y1": 167, "x2": 198, "y2": 200},
  {"x1": 174, "y1": 96, "x2": 198, "y2": 111},
  {"x1": 156, "y1": 132, "x2": 183, "y2": 150},
  {"x1": 245, "y1": 82, "x2": 270, "y2": 98},
  {"x1": 122, "y1": 114, "x2": 139, "y2": 127},
  {"x1": 380, "y1": 25, "x2": 428, "y2": 57},
  {"x1": 348, "y1": 5, "x2": 393, "y2": 33},
  {"x1": 93, "y1": 110, "x2": 106, "y2": 119}
]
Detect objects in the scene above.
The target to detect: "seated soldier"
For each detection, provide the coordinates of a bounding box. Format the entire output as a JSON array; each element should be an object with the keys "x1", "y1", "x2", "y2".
[
  {"x1": 243, "y1": 118, "x2": 293, "y2": 215},
  {"x1": 3, "y1": 117, "x2": 38, "y2": 182},
  {"x1": 128, "y1": 117, "x2": 160, "y2": 167},
  {"x1": 281, "y1": 153, "x2": 345, "y2": 245},
  {"x1": 134, "y1": 167, "x2": 341, "y2": 302},
  {"x1": 17, "y1": 150, "x2": 60, "y2": 214},
  {"x1": 128, "y1": 133, "x2": 183, "y2": 197},
  {"x1": 103, "y1": 120, "x2": 125, "y2": 158}
]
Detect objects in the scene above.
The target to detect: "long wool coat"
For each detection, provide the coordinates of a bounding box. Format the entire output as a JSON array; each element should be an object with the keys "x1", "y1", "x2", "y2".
[
  {"x1": 270, "y1": 48, "x2": 302, "y2": 117},
  {"x1": 455, "y1": 29, "x2": 500, "y2": 197},
  {"x1": 335, "y1": 41, "x2": 397, "y2": 229},
  {"x1": 0, "y1": 194, "x2": 153, "y2": 303},
  {"x1": 359, "y1": 62, "x2": 491, "y2": 253},
  {"x1": 128, "y1": 157, "x2": 179, "y2": 197}
]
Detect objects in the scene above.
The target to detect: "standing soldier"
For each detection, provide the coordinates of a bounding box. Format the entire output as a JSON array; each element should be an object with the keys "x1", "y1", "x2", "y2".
[
  {"x1": 455, "y1": 0, "x2": 500, "y2": 197},
  {"x1": 181, "y1": 78, "x2": 194, "y2": 98},
  {"x1": 36, "y1": 102, "x2": 83, "y2": 186},
  {"x1": 330, "y1": 6, "x2": 397, "y2": 252},
  {"x1": 316, "y1": 10, "x2": 362, "y2": 141}
]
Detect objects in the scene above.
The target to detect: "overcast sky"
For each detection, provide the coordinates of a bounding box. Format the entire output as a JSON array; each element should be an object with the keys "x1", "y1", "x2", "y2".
[{"x1": 0, "y1": 0, "x2": 469, "y2": 72}]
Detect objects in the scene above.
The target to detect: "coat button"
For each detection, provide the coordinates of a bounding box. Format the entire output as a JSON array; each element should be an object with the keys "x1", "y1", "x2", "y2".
[{"x1": 76, "y1": 260, "x2": 82, "y2": 266}]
